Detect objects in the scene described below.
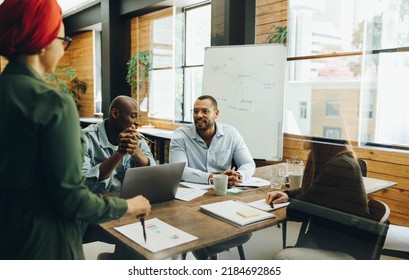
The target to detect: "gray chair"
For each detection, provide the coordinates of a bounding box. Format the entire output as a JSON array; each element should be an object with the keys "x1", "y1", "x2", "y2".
[{"x1": 275, "y1": 199, "x2": 390, "y2": 260}]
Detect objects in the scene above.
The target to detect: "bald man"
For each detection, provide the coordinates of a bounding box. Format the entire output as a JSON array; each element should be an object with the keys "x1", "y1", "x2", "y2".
[
  {"x1": 81, "y1": 96, "x2": 155, "y2": 259},
  {"x1": 82, "y1": 95, "x2": 155, "y2": 194}
]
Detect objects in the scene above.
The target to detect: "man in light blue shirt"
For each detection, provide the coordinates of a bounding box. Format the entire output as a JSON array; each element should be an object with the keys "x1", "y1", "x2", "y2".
[
  {"x1": 81, "y1": 95, "x2": 155, "y2": 259},
  {"x1": 169, "y1": 95, "x2": 255, "y2": 260},
  {"x1": 170, "y1": 96, "x2": 255, "y2": 185}
]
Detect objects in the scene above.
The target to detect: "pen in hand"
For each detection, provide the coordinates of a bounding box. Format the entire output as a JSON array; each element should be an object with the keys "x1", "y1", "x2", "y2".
[{"x1": 139, "y1": 134, "x2": 154, "y2": 144}]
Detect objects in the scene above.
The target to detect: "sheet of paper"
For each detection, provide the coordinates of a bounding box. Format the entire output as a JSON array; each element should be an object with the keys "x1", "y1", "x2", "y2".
[
  {"x1": 180, "y1": 181, "x2": 212, "y2": 190},
  {"x1": 247, "y1": 199, "x2": 290, "y2": 212},
  {"x1": 114, "y1": 218, "x2": 198, "y2": 253},
  {"x1": 176, "y1": 187, "x2": 207, "y2": 201},
  {"x1": 237, "y1": 177, "x2": 270, "y2": 188}
]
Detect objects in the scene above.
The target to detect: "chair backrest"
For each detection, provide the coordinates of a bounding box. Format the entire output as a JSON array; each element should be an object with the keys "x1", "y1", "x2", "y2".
[
  {"x1": 358, "y1": 158, "x2": 368, "y2": 177},
  {"x1": 287, "y1": 199, "x2": 389, "y2": 259}
]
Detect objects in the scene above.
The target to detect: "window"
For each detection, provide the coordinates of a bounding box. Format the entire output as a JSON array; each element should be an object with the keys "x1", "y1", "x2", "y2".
[
  {"x1": 325, "y1": 94, "x2": 340, "y2": 118},
  {"x1": 181, "y1": 3, "x2": 211, "y2": 122},
  {"x1": 149, "y1": 16, "x2": 174, "y2": 119},
  {"x1": 285, "y1": 0, "x2": 409, "y2": 148},
  {"x1": 324, "y1": 127, "x2": 342, "y2": 139},
  {"x1": 143, "y1": 2, "x2": 211, "y2": 122}
]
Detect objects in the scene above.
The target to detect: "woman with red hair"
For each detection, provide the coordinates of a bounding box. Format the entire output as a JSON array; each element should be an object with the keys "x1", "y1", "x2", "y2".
[{"x1": 0, "y1": 0, "x2": 151, "y2": 259}]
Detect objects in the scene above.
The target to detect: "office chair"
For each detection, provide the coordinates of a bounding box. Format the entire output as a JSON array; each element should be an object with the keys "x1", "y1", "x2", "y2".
[
  {"x1": 275, "y1": 199, "x2": 390, "y2": 260},
  {"x1": 280, "y1": 157, "x2": 369, "y2": 249},
  {"x1": 357, "y1": 158, "x2": 368, "y2": 177}
]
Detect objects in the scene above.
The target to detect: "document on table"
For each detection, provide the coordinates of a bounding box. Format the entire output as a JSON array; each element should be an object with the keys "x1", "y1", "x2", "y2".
[
  {"x1": 237, "y1": 177, "x2": 270, "y2": 188},
  {"x1": 180, "y1": 181, "x2": 212, "y2": 190},
  {"x1": 176, "y1": 187, "x2": 207, "y2": 201},
  {"x1": 247, "y1": 199, "x2": 290, "y2": 212},
  {"x1": 114, "y1": 218, "x2": 198, "y2": 253}
]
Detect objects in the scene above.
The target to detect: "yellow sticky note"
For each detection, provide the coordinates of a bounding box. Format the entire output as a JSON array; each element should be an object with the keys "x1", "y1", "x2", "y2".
[{"x1": 237, "y1": 209, "x2": 260, "y2": 218}]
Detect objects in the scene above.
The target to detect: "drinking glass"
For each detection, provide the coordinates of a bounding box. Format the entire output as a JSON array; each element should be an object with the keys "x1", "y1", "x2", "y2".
[{"x1": 270, "y1": 166, "x2": 285, "y2": 190}]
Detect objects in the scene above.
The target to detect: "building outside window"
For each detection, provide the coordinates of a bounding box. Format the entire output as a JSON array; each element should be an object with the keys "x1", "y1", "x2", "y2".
[{"x1": 286, "y1": 0, "x2": 409, "y2": 148}]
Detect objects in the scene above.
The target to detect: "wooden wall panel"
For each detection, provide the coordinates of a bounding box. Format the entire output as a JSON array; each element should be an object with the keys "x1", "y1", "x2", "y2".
[
  {"x1": 255, "y1": 0, "x2": 287, "y2": 44},
  {"x1": 55, "y1": 31, "x2": 95, "y2": 118},
  {"x1": 68, "y1": 31, "x2": 95, "y2": 118}
]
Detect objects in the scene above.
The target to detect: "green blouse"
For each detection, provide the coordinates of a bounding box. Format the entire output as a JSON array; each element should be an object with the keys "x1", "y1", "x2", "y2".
[{"x1": 0, "y1": 61, "x2": 127, "y2": 259}]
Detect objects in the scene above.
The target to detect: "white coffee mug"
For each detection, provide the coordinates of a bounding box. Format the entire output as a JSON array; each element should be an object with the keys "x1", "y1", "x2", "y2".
[
  {"x1": 209, "y1": 174, "x2": 228, "y2": 195},
  {"x1": 288, "y1": 171, "x2": 303, "y2": 189}
]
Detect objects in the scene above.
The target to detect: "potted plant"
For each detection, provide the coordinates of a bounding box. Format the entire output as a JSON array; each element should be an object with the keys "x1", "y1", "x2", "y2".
[
  {"x1": 266, "y1": 25, "x2": 287, "y2": 44},
  {"x1": 44, "y1": 67, "x2": 87, "y2": 110},
  {"x1": 126, "y1": 51, "x2": 151, "y2": 98}
]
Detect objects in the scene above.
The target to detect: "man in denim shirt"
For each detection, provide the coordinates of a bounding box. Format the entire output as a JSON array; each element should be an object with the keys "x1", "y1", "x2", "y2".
[
  {"x1": 82, "y1": 95, "x2": 155, "y2": 194},
  {"x1": 81, "y1": 95, "x2": 155, "y2": 259}
]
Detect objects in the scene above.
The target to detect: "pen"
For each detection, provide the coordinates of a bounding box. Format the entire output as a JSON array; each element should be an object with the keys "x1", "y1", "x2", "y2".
[
  {"x1": 139, "y1": 133, "x2": 154, "y2": 144},
  {"x1": 140, "y1": 217, "x2": 147, "y2": 242},
  {"x1": 270, "y1": 201, "x2": 275, "y2": 209}
]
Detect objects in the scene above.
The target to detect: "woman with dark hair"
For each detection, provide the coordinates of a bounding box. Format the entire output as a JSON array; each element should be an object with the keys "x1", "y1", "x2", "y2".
[
  {"x1": 0, "y1": 0, "x2": 151, "y2": 260},
  {"x1": 266, "y1": 137, "x2": 388, "y2": 259},
  {"x1": 266, "y1": 137, "x2": 370, "y2": 217}
]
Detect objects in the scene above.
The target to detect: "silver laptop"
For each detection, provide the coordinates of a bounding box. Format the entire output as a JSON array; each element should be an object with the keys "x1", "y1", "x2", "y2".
[{"x1": 119, "y1": 162, "x2": 186, "y2": 203}]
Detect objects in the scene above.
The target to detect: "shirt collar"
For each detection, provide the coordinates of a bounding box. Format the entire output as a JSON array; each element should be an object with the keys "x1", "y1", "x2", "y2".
[
  {"x1": 3, "y1": 60, "x2": 42, "y2": 81},
  {"x1": 190, "y1": 122, "x2": 224, "y2": 140},
  {"x1": 97, "y1": 119, "x2": 112, "y2": 149}
]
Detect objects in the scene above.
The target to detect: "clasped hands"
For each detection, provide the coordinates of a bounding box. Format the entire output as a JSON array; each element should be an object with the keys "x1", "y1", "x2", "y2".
[
  {"x1": 117, "y1": 125, "x2": 143, "y2": 156},
  {"x1": 223, "y1": 167, "x2": 242, "y2": 187}
]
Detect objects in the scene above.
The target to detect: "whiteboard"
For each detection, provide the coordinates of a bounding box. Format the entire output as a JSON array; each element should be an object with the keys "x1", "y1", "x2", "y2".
[{"x1": 202, "y1": 44, "x2": 287, "y2": 160}]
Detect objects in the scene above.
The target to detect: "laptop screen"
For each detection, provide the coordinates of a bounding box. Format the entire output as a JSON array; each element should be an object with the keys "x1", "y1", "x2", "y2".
[{"x1": 120, "y1": 162, "x2": 186, "y2": 203}]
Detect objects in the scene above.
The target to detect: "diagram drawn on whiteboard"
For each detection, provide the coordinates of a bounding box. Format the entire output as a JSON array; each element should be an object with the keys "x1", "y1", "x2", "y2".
[
  {"x1": 208, "y1": 57, "x2": 277, "y2": 112},
  {"x1": 202, "y1": 44, "x2": 287, "y2": 160}
]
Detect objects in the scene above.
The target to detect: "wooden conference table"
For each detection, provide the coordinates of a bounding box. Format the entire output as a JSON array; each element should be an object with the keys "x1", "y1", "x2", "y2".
[{"x1": 99, "y1": 164, "x2": 396, "y2": 260}]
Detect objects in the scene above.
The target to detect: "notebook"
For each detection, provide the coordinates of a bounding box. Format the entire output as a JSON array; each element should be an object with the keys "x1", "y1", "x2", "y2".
[
  {"x1": 200, "y1": 200, "x2": 275, "y2": 227},
  {"x1": 120, "y1": 162, "x2": 186, "y2": 203},
  {"x1": 247, "y1": 199, "x2": 290, "y2": 212}
]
